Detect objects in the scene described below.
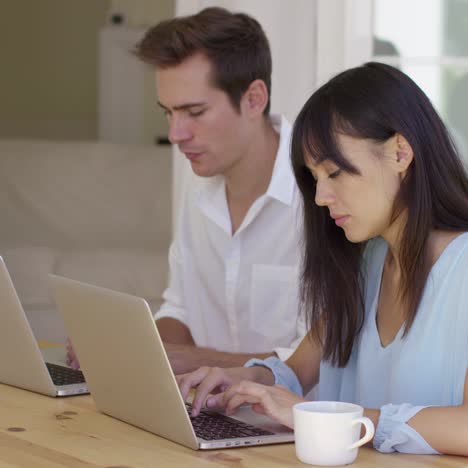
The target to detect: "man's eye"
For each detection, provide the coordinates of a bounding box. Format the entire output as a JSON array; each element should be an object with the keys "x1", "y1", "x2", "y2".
[
  {"x1": 189, "y1": 109, "x2": 205, "y2": 117},
  {"x1": 329, "y1": 169, "x2": 342, "y2": 179}
]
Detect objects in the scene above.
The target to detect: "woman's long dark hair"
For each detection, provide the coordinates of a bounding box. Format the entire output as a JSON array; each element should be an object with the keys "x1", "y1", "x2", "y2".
[{"x1": 291, "y1": 62, "x2": 468, "y2": 367}]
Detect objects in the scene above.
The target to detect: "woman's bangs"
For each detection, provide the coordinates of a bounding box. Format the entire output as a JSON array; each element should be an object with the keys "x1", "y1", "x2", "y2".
[{"x1": 301, "y1": 110, "x2": 356, "y2": 173}]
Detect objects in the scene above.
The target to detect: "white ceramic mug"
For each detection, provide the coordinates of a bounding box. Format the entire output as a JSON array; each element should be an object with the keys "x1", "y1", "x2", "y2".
[{"x1": 293, "y1": 401, "x2": 375, "y2": 466}]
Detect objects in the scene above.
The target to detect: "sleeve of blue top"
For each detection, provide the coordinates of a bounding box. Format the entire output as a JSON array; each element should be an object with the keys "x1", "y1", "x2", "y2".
[
  {"x1": 244, "y1": 356, "x2": 303, "y2": 396},
  {"x1": 374, "y1": 403, "x2": 440, "y2": 454}
]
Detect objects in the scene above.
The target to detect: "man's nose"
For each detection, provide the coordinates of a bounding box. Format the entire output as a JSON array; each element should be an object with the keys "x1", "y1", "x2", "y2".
[{"x1": 168, "y1": 116, "x2": 192, "y2": 144}]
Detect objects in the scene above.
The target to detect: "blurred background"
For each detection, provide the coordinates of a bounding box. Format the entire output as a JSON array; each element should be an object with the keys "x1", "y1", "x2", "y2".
[
  {"x1": 1, "y1": 0, "x2": 467, "y2": 342},
  {"x1": 1, "y1": 0, "x2": 467, "y2": 174}
]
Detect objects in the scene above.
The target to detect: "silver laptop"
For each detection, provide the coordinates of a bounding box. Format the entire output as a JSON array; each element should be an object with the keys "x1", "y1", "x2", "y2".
[
  {"x1": 0, "y1": 257, "x2": 88, "y2": 397},
  {"x1": 50, "y1": 274, "x2": 294, "y2": 450}
]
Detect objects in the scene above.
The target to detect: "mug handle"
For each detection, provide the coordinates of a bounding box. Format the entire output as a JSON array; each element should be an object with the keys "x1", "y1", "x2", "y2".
[{"x1": 348, "y1": 417, "x2": 375, "y2": 450}]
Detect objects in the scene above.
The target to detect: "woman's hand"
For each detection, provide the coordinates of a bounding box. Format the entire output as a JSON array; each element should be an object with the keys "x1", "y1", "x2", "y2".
[
  {"x1": 176, "y1": 366, "x2": 268, "y2": 416},
  {"x1": 222, "y1": 381, "x2": 306, "y2": 429}
]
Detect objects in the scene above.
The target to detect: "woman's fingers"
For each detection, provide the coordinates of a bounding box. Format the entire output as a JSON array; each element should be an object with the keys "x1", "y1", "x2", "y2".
[
  {"x1": 251, "y1": 402, "x2": 268, "y2": 415},
  {"x1": 225, "y1": 392, "x2": 263, "y2": 415},
  {"x1": 191, "y1": 367, "x2": 232, "y2": 416},
  {"x1": 223, "y1": 381, "x2": 270, "y2": 414},
  {"x1": 176, "y1": 366, "x2": 233, "y2": 416},
  {"x1": 176, "y1": 366, "x2": 211, "y2": 401},
  {"x1": 222, "y1": 382, "x2": 300, "y2": 428},
  {"x1": 176, "y1": 368, "x2": 297, "y2": 424},
  {"x1": 205, "y1": 391, "x2": 227, "y2": 409}
]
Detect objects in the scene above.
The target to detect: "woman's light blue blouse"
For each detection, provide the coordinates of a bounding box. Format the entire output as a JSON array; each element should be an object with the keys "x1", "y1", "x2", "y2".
[{"x1": 318, "y1": 232, "x2": 468, "y2": 409}]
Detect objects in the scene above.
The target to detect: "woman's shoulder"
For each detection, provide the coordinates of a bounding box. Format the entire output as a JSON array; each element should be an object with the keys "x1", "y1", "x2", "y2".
[
  {"x1": 428, "y1": 231, "x2": 468, "y2": 295},
  {"x1": 431, "y1": 231, "x2": 468, "y2": 271},
  {"x1": 430, "y1": 230, "x2": 468, "y2": 260}
]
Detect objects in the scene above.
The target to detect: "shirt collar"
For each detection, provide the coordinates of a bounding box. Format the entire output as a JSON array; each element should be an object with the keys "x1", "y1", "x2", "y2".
[
  {"x1": 264, "y1": 114, "x2": 295, "y2": 206},
  {"x1": 194, "y1": 114, "x2": 295, "y2": 232},
  {"x1": 197, "y1": 114, "x2": 294, "y2": 202}
]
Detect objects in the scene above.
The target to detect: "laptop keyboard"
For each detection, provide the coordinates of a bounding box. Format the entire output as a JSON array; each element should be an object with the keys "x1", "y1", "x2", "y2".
[
  {"x1": 46, "y1": 362, "x2": 85, "y2": 386},
  {"x1": 185, "y1": 403, "x2": 274, "y2": 441}
]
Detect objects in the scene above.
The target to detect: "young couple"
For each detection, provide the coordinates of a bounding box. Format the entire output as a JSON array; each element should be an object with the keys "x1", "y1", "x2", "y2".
[{"x1": 70, "y1": 7, "x2": 468, "y2": 456}]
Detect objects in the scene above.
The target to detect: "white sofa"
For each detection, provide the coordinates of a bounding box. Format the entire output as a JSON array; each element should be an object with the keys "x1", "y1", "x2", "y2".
[{"x1": 0, "y1": 139, "x2": 172, "y2": 342}]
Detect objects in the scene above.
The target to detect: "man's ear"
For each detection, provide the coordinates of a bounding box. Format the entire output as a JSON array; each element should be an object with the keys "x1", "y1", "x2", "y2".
[
  {"x1": 394, "y1": 133, "x2": 414, "y2": 174},
  {"x1": 241, "y1": 79, "x2": 269, "y2": 118}
]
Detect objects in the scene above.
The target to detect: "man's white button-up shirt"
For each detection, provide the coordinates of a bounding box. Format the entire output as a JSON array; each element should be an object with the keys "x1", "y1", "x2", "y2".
[{"x1": 155, "y1": 114, "x2": 305, "y2": 361}]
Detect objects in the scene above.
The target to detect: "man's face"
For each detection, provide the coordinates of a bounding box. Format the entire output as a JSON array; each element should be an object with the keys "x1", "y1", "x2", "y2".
[{"x1": 156, "y1": 53, "x2": 251, "y2": 178}]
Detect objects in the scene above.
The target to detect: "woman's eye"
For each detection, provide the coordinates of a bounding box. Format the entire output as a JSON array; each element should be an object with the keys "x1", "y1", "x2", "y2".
[{"x1": 329, "y1": 169, "x2": 342, "y2": 179}]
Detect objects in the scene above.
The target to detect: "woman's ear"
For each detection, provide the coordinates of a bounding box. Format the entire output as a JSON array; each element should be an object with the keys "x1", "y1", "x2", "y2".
[
  {"x1": 241, "y1": 79, "x2": 269, "y2": 118},
  {"x1": 394, "y1": 134, "x2": 414, "y2": 173}
]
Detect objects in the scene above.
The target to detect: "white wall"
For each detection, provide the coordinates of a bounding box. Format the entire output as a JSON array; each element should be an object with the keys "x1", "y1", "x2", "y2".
[
  {"x1": 100, "y1": 1, "x2": 175, "y2": 144},
  {"x1": 315, "y1": 0, "x2": 373, "y2": 87},
  {"x1": 0, "y1": 1, "x2": 110, "y2": 140}
]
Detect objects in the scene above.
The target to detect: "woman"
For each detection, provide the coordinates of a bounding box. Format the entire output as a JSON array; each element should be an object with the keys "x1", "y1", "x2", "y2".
[{"x1": 177, "y1": 62, "x2": 468, "y2": 455}]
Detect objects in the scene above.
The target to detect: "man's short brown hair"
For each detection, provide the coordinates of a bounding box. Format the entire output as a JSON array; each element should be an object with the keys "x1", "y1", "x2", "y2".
[{"x1": 135, "y1": 7, "x2": 272, "y2": 115}]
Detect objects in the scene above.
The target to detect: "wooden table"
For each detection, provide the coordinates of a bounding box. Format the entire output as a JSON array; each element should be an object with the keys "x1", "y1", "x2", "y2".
[{"x1": 0, "y1": 384, "x2": 466, "y2": 467}]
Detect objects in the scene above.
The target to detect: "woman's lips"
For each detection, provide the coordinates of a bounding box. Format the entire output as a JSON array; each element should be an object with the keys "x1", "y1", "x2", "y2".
[{"x1": 334, "y1": 215, "x2": 350, "y2": 227}]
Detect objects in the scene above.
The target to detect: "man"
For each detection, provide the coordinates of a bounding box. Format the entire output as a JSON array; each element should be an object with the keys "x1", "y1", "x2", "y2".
[{"x1": 67, "y1": 7, "x2": 305, "y2": 373}]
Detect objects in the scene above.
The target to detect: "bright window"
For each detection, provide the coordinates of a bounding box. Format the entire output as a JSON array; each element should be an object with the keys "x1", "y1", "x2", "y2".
[{"x1": 373, "y1": 0, "x2": 468, "y2": 162}]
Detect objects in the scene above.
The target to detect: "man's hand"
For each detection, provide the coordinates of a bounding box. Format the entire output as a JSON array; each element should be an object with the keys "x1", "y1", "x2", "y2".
[
  {"x1": 164, "y1": 342, "x2": 273, "y2": 374},
  {"x1": 164, "y1": 343, "x2": 204, "y2": 374},
  {"x1": 65, "y1": 337, "x2": 80, "y2": 369}
]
